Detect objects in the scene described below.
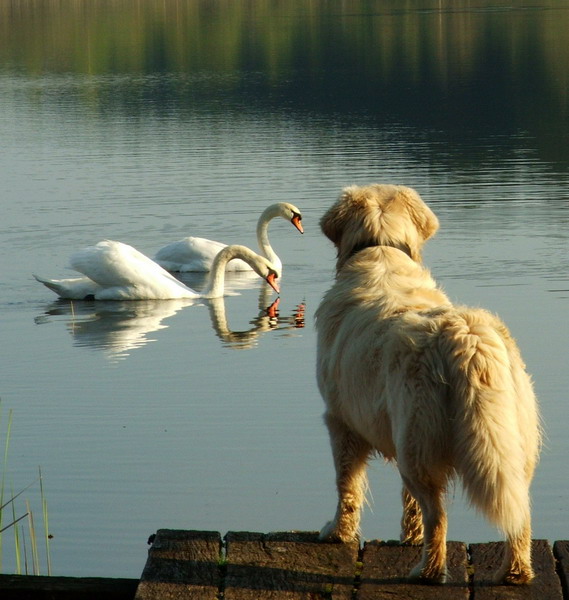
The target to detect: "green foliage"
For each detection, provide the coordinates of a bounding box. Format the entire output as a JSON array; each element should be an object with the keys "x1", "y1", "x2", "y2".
[{"x1": 0, "y1": 402, "x2": 51, "y2": 575}]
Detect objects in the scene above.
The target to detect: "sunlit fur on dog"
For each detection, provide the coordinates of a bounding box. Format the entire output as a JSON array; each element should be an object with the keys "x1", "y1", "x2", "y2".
[{"x1": 315, "y1": 184, "x2": 541, "y2": 584}]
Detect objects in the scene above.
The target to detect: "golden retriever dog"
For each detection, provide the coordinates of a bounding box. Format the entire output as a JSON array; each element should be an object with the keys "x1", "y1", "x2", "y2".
[{"x1": 315, "y1": 184, "x2": 540, "y2": 584}]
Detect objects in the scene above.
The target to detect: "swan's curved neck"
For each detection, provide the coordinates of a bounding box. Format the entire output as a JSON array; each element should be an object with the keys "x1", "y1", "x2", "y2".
[
  {"x1": 202, "y1": 245, "x2": 266, "y2": 298},
  {"x1": 201, "y1": 247, "x2": 235, "y2": 298},
  {"x1": 256, "y1": 204, "x2": 284, "y2": 272}
]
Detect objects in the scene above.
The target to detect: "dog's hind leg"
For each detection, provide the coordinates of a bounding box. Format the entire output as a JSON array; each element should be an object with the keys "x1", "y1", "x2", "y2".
[
  {"x1": 319, "y1": 412, "x2": 372, "y2": 543},
  {"x1": 493, "y1": 521, "x2": 534, "y2": 584},
  {"x1": 400, "y1": 486, "x2": 424, "y2": 545},
  {"x1": 402, "y1": 475, "x2": 449, "y2": 584}
]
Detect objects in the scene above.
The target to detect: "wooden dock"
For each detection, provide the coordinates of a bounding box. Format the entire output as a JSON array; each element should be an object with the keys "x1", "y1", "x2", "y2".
[
  {"x1": 1, "y1": 530, "x2": 569, "y2": 599},
  {"x1": 135, "y1": 530, "x2": 569, "y2": 599}
]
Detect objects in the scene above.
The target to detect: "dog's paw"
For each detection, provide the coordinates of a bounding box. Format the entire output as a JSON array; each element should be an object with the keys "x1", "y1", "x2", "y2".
[
  {"x1": 408, "y1": 562, "x2": 448, "y2": 584},
  {"x1": 319, "y1": 521, "x2": 357, "y2": 543},
  {"x1": 319, "y1": 521, "x2": 342, "y2": 542},
  {"x1": 493, "y1": 566, "x2": 534, "y2": 586}
]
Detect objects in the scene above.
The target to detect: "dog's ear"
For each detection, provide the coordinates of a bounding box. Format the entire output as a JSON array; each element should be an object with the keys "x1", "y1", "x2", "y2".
[
  {"x1": 320, "y1": 190, "x2": 353, "y2": 245},
  {"x1": 321, "y1": 185, "x2": 382, "y2": 245},
  {"x1": 399, "y1": 187, "x2": 439, "y2": 243}
]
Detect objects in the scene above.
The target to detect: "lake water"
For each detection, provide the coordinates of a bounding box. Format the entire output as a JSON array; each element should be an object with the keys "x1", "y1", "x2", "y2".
[{"x1": 0, "y1": 0, "x2": 568, "y2": 578}]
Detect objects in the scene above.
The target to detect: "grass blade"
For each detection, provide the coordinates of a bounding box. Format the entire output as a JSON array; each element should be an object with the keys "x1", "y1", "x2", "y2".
[
  {"x1": 1, "y1": 406, "x2": 51, "y2": 575},
  {"x1": 26, "y1": 500, "x2": 39, "y2": 575},
  {"x1": 0, "y1": 478, "x2": 40, "y2": 512},
  {"x1": 0, "y1": 512, "x2": 28, "y2": 535},
  {"x1": 39, "y1": 467, "x2": 51, "y2": 575},
  {"x1": 11, "y1": 489, "x2": 21, "y2": 575},
  {"x1": 0, "y1": 405, "x2": 13, "y2": 570}
]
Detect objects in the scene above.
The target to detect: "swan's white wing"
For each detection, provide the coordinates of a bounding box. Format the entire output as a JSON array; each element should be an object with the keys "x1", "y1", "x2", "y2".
[
  {"x1": 34, "y1": 274, "x2": 102, "y2": 299},
  {"x1": 154, "y1": 236, "x2": 252, "y2": 272},
  {"x1": 70, "y1": 240, "x2": 199, "y2": 300}
]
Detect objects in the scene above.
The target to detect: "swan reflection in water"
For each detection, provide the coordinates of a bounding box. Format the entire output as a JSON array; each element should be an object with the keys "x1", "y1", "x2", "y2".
[
  {"x1": 35, "y1": 282, "x2": 305, "y2": 360},
  {"x1": 34, "y1": 298, "x2": 196, "y2": 361},
  {"x1": 207, "y1": 285, "x2": 305, "y2": 350}
]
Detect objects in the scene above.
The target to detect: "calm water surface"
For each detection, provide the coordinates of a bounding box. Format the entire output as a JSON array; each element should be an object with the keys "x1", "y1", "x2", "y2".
[{"x1": 0, "y1": 0, "x2": 568, "y2": 577}]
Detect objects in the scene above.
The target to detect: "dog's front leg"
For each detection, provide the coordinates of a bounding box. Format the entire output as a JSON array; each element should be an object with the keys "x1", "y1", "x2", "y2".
[{"x1": 319, "y1": 413, "x2": 371, "y2": 543}]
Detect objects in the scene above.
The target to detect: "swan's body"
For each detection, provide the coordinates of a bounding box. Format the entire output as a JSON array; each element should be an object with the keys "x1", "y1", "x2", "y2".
[
  {"x1": 34, "y1": 241, "x2": 279, "y2": 301},
  {"x1": 154, "y1": 202, "x2": 303, "y2": 275}
]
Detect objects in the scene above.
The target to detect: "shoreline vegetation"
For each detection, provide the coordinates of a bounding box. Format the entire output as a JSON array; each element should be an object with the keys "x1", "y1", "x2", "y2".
[
  {"x1": 0, "y1": 0, "x2": 567, "y2": 160},
  {"x1": 1, "y1": 1, "x2": 567, "y2": 83},
  {"x1": 1, "y1": 403, "x2": 51, "y2": 576}
]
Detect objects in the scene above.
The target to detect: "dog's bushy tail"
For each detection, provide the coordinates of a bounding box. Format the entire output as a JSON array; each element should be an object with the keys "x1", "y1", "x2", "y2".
[{"x1": 441, "y1": 311, "x2": 530, "y2": 536}]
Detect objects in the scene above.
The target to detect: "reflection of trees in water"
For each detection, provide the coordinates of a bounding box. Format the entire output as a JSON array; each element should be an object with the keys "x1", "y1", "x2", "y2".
[
  {"x1": 1, "y1": 0, "x2": 567, "y2": 151},
  {"x1": 34, "y1": 285, "x2": 304, "y2": 359}
]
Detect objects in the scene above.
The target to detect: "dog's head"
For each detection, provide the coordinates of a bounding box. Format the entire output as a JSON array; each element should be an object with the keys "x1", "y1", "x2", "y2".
[{"x1": 320, "y1": 184, "x2": 439, "y2": 271}]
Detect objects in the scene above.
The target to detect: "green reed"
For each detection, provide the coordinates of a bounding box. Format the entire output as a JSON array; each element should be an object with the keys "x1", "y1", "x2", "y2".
[{"x1": 0, "y1": 402, "x2": 51, "y2": 575}]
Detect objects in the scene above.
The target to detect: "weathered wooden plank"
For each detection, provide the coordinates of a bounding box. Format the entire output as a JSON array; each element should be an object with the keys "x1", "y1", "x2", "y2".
[
  {"x1": 135, "y1": 529, "x2": 221, "y2": 600},
  {"x1": 470, "y1": 540, "x2": 563, "y2": 599},
  {"x1": 356, "y1": 540, "x2": 469, "y2": 599},
  {"x1": 0, "y1": 574, "x2": 137, "y2": 599},
  {"x1": 223, "y1": 530, "x2": 359, "y2": 599},
  {"x1": 553, "y1": 541, "x2": 569, "y2": 600}
]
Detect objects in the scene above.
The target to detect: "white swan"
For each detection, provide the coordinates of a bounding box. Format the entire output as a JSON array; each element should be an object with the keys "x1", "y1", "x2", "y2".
[
  {"x1": 154, "y1": 202, "x2": 303, "y2": 275},
  {"x1": 34, "y1": 240, "x2": 279, "y2": 301}
]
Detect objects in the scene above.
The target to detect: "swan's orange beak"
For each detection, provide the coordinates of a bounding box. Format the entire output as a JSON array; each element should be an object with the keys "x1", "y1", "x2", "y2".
[
  {"x1": 291, "y1": 215, "x2": 304, "y2": 234},
  {"x1": 266, "y1": 272, "x2": 280, "y2": 294}
]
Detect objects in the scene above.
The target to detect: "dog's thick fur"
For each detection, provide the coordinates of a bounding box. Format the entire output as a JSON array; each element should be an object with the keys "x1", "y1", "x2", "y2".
[{"x1": 315, "y1": 184, "x2": 541, "y2": 584}]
